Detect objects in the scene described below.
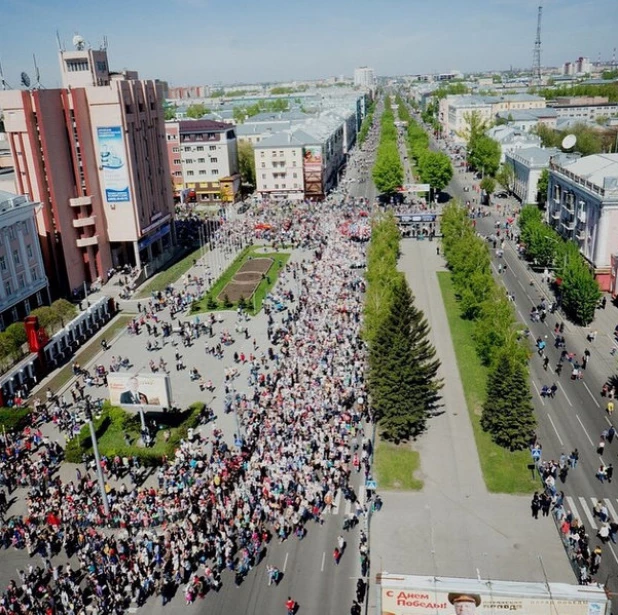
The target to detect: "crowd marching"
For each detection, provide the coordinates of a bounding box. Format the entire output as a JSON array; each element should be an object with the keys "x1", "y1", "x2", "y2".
[{"x1": 0, "y1": 140, "x2": 383, "y2": 613}]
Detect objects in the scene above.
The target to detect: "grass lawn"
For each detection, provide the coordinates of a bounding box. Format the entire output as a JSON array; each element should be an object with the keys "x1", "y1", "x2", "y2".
[
  {"x1": 136, "y1": 246, "x2": 203, "y2": 299},
  {"x1": 0, "y1": 407, "x2": 31, "y2": 433},
  {"x1": 374, "y1": 438, "x2": 423, "y2": 490},
  {"x1": 193, "y1": 246, "x2": 290, "y2": 314},
  {"x1": 437, "y1": 272, "x2": 538, "y2": 494},
  {"x1": 34, "y1": 315, "x2": 133, "y2": 404}
]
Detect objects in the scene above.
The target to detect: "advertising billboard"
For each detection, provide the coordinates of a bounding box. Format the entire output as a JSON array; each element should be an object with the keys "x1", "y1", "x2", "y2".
[
  {"x1": 379, "y1": 575, "x2": 609, "y2": 615},
  {"x1": 303, "y1": 145, "x2": 323, "y2": 197},
  {"x1": 108, "y1": 373, "x2": 171, "y2": 409},
  {"x1": 97, "y1": 126, "x2": 131, "y2": 203}
]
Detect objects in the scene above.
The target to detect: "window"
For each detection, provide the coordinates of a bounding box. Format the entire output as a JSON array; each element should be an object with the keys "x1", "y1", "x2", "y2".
[
  {"x1": 11, "y1": 307, "x2": 18, "y2": 322},
  {"x1": 199, "y1": 170, "x2": 207, "y2": 175},
  {"x1": 17, "y1": 274, "x2": 24, "y2": 288},
  {"x1": 26, "y1": 244, "x2": 33, "y2": 259},
  {"x1": 282, "y1": 184, "x2": 286, "y2": 189},
  {"x1": 13, "y1": 249, "x2": 19, "y2": 265},
  {"x1": 22, "y1": 222, "x2": 29, "y2": 236},
  {"x1": 210, "y1": 157, "x2": 218, "y2": 163},
  {"x1": 293, "y1": 173, "x2": 297, "y2": 178},
  {"x1": 185, "y1": 158, "x2": 194, "y2": 164},
  {"x1": 210, "y1": 145, "x2": 216, "y2": 151},
  {"x1": 36, "y1": 291, "x2": 43, "y2": 306},
  {"x1": 5, "y1": 280, "x2": 12, "y2": 295},
  {"x1": 8, "y1": 227, "x2": 15, "y2": 240},
  {"x1": 262, "y1": 174, "x2": 266, "y2": 179},
  {"x1": 261, "y1": 162, "x2": 265, "y2": 168},
  {"x1": 24, "y1": 299, "x2": 30, "y2": 316},
  {"x1": 187, "y1": 170, "x2": 195, "y2": 176},
  {"x1": 197, "y1": 146, "x2": 204, "y2": 151},
  {"x1": 279, "y1": 151, "x2": 284, "y2": 156},
  {"x1": 184, "y1": 146, "x2": 192, "y2": 152},
  {"x1": 173, "y1": 147, "x2": 180, "y2": 153},
  {"x1": 275, "y1": 184, "x2": 279, "y2": 189},
  {"x1": 0, "y1": 256, "x2": 5, "y2": 271},
  {"x1": 174, "y1": 171, "x2": 182, "y2": 177},
  {"x1": 292, "y1": 161, "x2": 297, "y2": 167},
  {"x1": 31, "y1": 267, "x2": 38, "y2": 281},
  {"x1": 173, "y1": 159, "x2": 181, "y2": 165},
  {"x1": 212, "y1": 169, "x2": 219, "y2": 175},
  {"x1": 260, "y1": 151, "x2": 265, "y2": 157},
  {"x1": 198, "y1": 158, "x2": 205, "y2": 163}
]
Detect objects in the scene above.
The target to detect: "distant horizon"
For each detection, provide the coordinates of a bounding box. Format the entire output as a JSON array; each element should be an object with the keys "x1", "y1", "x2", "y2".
[{"x1": 1, "y1": 0, "x2": 616, "y2": 90}]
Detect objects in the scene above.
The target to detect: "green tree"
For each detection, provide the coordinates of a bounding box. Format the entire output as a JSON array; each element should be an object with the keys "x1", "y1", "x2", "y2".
[
  {"x1": 30, "y1": 306, "x2": 58, "y2": 331},
  {"x1": 369, "y1": 276, "x2": 442, "y2": 442},
  {"x1": 536, "y1": 168, "x2": 549, "y2": 206},
  {"x1": 51, "y1": 298, "x2": 77, "y2": 325},
  {"x1": 0, "y1": 332, "x2": 16, "y2": 362},
  {"x1": 480, "y1": 176, "x2": 496, "y2": 197},
  {"x1": 495, "y1": 163, "x2": 515, "y2": 193},
  {"x1": 238, "y1": 140, "x2": 256, "y2": 186},
  {"x1": 5, "y1": 322, "x2": 27, "y2": 349},
  {"x1": 560, "y1": 258, "x2": 601, "y2": 325},
  {"x1": 163, "y1": 103, "x2": 177, "y2": 121},
  {"x1": 186, "y1": 103, "x2": 210, "y2": 119},
  {"x1": 480, "y1": 349, "x2": 536, "y2": 450},
  {"x1": 467, "y1": 135, "x2": 501, "y2": 176},
  {"x1": 457, "y1": 110, "x2": 492, "y2": 143},
  {"x1": 418, "y1": 151, "x2": 453, "y2": 192},
  {"x1": 372, "y1": 144, "x2": 403, "y2": 194}
]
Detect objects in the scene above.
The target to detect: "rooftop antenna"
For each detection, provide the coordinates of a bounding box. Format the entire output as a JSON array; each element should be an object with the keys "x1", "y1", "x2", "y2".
[
  {"x1": 531, "y1": 3, "x2": 543, "y2": 83},
  {"x1": 32, "y1": 54, "x2": 43, "y2": 89},
  {"x1": 561, "y1": 134, "x2": 577, "y2": 151},
  {"x1": 0, "y1": 59, "x2": 11, "y2": 90},
  {"x1": 56, "y1": 29, "x2": 64, "y2": 52},
  {"x1": 102, "y1": 35, "x2": 108, "y2": 51},
  {"x1": 613, "y1": 48, "x2": 617, "y2": 68}
]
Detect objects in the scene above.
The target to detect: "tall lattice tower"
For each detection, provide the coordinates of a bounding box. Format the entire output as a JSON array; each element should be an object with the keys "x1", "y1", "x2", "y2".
[{"x1": 532, "y1": 4, "x2": 543, "y2": 82}]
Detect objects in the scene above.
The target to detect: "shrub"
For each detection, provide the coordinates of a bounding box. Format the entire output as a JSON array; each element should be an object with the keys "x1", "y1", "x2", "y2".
[
  {"x1": 223, "y1": 294, "x2": 233, "y2": 308},
  {"x1": 206, "y1": 295, "x2": 218, "y2": 310},
  {"x1": 0, "y1": 407, "x2": 31, "y2": 432},
  {"x1": 237, "y1": 296, "x2": 246, "y2": 310}
]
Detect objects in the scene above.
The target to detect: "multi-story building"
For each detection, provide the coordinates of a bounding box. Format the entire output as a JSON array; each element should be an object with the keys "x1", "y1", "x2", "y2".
[
  {"x1": 487, "y1": 126, "x2": 542, "y2": 163},
  {"x1": 0, "y1": 190, "x2": 49, "y2": 327},
  {"x1": 505, "y1": 146, "x2": 559, "y2": 204},
  {"x1": 354, "y1": 67, "x2": 376, "y2": 89},
  {"x1": 165, "y1": 120, "x2": 240, "y2": 204},
  {"x1": 495, "y1": 108, "x2": 558, "y2": 132},
  {"x1": 548, "y1": 97, "x2": 618, "y2": 122},
  {"x1": 547, "y1": 153, "x2": 618, "y2": 290},
  {"x1": 0, "y1": 39, "x2": 174, "y2": 296}
]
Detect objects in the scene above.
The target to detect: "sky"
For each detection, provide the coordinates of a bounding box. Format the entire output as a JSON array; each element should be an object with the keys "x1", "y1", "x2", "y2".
[{"x1": 1, "y1": 0, "x2": 617, "y2": 88}]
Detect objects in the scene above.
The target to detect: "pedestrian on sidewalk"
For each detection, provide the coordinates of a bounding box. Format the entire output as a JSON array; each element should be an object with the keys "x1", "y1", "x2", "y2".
[
  {"x1": 569, "y1": 449, "x2": 579, "y2": 468},
  {"x1": 607, "y1": 464, "x2": 614, "y2": 483},
  {"x1": 333, "y1": 547, "x2": 342, "y2": 565},
  {"x1": 531, "y1": 492, "x2": 541, "y2": 519},
  {"x1": 598, "y1": 437, "x2": 606, "y2": 455}
]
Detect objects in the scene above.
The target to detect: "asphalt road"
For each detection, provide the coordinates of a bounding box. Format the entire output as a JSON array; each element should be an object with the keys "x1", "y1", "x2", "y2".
[{"x1": 431, "y1": 127, "x2": 618, "y2": 595}]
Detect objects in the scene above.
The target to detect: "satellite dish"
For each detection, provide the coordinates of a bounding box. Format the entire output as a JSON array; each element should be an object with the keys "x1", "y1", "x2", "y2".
[
  {"x1": 20, "y1": 72, "x2": 31, "y2": 89},
  {"x1": 72, "y1": 34, "x2": 86, "y2": 50},
  {"x1": 562, "y1": 134, "x2": 577, "y2": 150}
]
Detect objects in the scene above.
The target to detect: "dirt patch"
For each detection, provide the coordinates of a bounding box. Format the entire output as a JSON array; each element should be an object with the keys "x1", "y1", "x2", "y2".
[{"x1": 218, "y1": 257, "x2": 273, "y2": 303}]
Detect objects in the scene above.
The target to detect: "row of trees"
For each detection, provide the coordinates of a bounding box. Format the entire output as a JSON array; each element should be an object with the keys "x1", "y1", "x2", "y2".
[
  {"x1": 441, "y1": 203, "x2": 536, "y2": 450},
  {"x1": 398, "y1": 99, "x2": 453, "y2": 194},
  {"x1": 358, "y1": 100, "x2": 376, "y2": 146},
  {"x1": 518, "y1": 205, "x2": 600, "y2": 324},
  {"x1": 0, "y1": 299, "x2": 77, "y2": 372},
  {"x1": 364, "y1": 214, "x2": 442, "y2": 441},
  {"x1": 534, "y1": 123, "x2": 618, "y2": 157},
  {"x1": 372, "y1": 97, "x2": 404, "y2": 195}
]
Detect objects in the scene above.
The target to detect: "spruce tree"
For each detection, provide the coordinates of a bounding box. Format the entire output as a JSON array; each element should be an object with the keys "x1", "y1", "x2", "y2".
[
  {"x1": 369, "y1": 275, "x2": 442, "y2": 442},
  {"x1": 480, "y1": 349, "x2": 536, "y2": 450}
]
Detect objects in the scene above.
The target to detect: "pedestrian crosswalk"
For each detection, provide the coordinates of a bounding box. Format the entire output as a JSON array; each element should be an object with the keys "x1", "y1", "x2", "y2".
[
  {"x1": 564, "y1": 495, "x2": 618, "y2": 530},
  {"x1": 330, "y1": 485, "x2": 366, "y2": 516}
]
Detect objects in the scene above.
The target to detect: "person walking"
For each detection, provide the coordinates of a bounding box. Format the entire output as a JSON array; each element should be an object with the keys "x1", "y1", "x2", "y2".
[
  {"x1": 569, "y1": 449, "x2": 579, "y2": 468},
  {"x1": 607, "y1": 464, "x2": 614, "y2": 483},
  {"x1": 607, "y1": 400, "x2": 614, "y2": 416},
  {"x1": 333, "y1": 547, "x2": 342, "y2": 565},
  {"x1": 598, "y1": 437, "x2": 606, "y2": 455},
  {"x1": 531, "y1": 492, "x2": 541, "y2": 519}
]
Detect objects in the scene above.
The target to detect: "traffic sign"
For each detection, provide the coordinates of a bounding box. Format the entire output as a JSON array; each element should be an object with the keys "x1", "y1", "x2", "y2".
[
  {"x1": 403, "y1": 183, "x2": 430, "y2": 193},
  {"x1": 365, "y1": 479, "x2": 377, "y2": 490}
]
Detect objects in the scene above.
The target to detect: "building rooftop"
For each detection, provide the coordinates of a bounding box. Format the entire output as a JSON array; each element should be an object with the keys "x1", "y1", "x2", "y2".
[
  {"x1": 245, "y1": 110, "x2": 310, "y2": 124},
  {"x1": 496, "y1": 108, "x2": 557, "y2": 121},
  {"x1": 178, "y1": 119, "x2": 231, "y2": 133},
  {"x1": 0, "y1": 190, "x2": 32, "y2": 213},
  {"x1": 254, "y1": 129, "x2": 318, "y2": 148},
  {"x1": 556, "y1": 153, "x2": 618, "y2": 191},
  {"x1": 507, "y1": 146, "x2": 559, "y2": 166}
]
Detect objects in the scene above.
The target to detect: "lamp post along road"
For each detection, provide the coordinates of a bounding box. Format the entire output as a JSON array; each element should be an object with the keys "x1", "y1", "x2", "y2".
[{"x1": 85, "y1": 400, "x2": 110, "y2": 517}]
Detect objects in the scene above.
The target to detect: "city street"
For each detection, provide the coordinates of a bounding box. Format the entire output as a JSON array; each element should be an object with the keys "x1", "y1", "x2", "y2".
[{"x1": 438, "y1": 130, "x2": 618, "y2": 595}]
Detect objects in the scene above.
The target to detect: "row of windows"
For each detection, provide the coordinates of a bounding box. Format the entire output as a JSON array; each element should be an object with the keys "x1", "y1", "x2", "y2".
[
  {"x1": 184, "y1": 158, "x2": 218, "y2": 164},
  {"x1": 264, "y1": 172, "x2": 298, "y2": 179},
  {"x1": 264, "y1": 183, "x2": 300, "y2": 190},
  {"x1": 186, "y1": 169, "x2": 219, "y2": 176},
  {"x1": 0, "y1": 223, "x2": 30, "y2": 245},
  {"x1": 260, "y1": 150, "x2": 298, "y2": 158},
  {"x1": 2, "y1": 268, "x2": 38, "y2": 295},
  {"x1": 182, "y1": 145, "x2": 218, "y2": 152},
  {"x1": 0, "y1": 245, "x2": 34, "y2": 270},
  {"x1": 65, "y1": 60, "x2": 89, "y2": 72},
  {"x1": 261, "y1": 161, "x2": 297, "y2": 168}
]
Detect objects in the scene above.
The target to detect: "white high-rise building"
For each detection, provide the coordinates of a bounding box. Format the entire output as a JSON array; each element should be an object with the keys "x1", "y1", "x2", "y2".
[{"x1": 354, "y1": 67, "x2": 375, "y2": 88}]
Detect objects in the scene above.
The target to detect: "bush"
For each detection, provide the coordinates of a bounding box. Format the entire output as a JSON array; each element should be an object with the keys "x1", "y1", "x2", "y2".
[
  {"x1": 223, "y1": 294, "x2": 233, "y2": 308},
  {"x1": 206, "y1": 295, "x2": 218, "y2": 310},
  {"x1": 0, "y1": 407, "x2": 31, "y2": 432},
  {"x1": 237, "y1": 296, "x2": 247, "y2": 310},
  {"x1": 5, "y1": 322, "x2": 27, "y2": 348}
]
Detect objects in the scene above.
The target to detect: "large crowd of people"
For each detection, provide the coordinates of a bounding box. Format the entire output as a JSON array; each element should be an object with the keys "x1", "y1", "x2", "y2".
[{"x1": 0, "y1": 140, "x2": 382, "y2": 613}]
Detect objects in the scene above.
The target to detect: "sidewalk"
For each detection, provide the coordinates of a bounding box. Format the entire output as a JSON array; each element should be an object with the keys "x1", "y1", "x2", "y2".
[{"x1": 368, "y1": 239, "x2": 574, "y2": 607}]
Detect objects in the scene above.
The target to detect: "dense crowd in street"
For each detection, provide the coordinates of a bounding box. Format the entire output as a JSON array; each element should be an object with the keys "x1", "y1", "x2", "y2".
[{"x1": 0, "y1": 160, "x2": 380, "y2": 613}]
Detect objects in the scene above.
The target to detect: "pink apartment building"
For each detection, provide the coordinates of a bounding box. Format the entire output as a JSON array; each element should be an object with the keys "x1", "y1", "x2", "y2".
[{"x1": 0, "y1": 41, "x2": 175, "y2": 296}]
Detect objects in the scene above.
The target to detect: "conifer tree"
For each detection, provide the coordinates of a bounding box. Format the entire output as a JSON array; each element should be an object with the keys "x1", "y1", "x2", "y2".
[{"x1": 369, "y1": 275, "x2": 442, "y2": 441}]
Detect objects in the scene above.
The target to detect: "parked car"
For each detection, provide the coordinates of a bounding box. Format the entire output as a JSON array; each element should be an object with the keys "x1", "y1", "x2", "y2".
[{"x1": 495, "y1": 191, "x2": 508, "y2": 199}]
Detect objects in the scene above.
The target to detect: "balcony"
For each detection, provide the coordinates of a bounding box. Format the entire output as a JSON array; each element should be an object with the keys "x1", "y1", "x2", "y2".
[
  {"x1": 576, "y1": 228, "x2": 586, "y2": 240},
  {"x1": 76, "y1": 235, "x2": 99, "y2": 248},
  {"x1": 72, "y1": 215, "x2": 96, "y2": 228},
  {"x1": 550, "y1": 210, "x2": 560, "y2": 220},
  {"x1": 69, "y1": 196, "x2": 93, "y2": 207},
  {"x1": 562, "y1": 219, "x2": 576, "y2": 231}
]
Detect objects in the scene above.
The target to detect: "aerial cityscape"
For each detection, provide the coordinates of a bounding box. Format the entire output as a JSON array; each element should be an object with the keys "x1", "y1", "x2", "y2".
[{"x1": 0, "y1": 1, "x2": 618, "y2": 614}]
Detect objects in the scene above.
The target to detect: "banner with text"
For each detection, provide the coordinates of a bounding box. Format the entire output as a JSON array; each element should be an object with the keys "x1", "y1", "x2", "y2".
[{"x1": 97, "y1": 126, "x2": 131, "y2": 203}]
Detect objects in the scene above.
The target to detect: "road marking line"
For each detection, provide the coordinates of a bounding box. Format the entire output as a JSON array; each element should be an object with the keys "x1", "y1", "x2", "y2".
[
  {"x1": 578, "y1": 497, "x2": 598, "y2": 530},
  {"x1": 517, "y1": 279, "x2": 526, "y2": 291},
  {"x1": 532, "y1": 381, "x2": 545, "y2": 406},
  {"x1": 526, "y1": 293, "x2": 534, "y2": 304},
  {"x1": 344, "y1": 498, "x2": 352, "y2": 516},
  {"x1": 359, "y1": 485, "x2": 366, "y2": 507},
  {"x1": 558, "y1": 383, "x2": 573, "y2": 407},
  {"x1": 608, "y1": 543, "x2": 618, "y2": 565},
  {"x1": 576, "y1": 414, "x2": 594, "y2": 445},
  {"x1": 547, "y1": 414, "x2": 564, "y2": 446},
  {"x1": 517, "y1": 308, "x2": 526, "y2": 321},
  {"x1": 606, "y1": 416, "x2": 613, "y2": 426},
  {"x1": 565, "y1": 496, "x2": 580, "y2": 521},
  {"x1": 283, "y1": 552, "x2": 289, "y2": 573},
  {"x1": 321, "y1": 552, "x2": 326, "y2": 572},
  {"x1": 605, "y1": 499, "x2": 618, "y2": 522},
  {"x1": 583, "y1": 382, "x2": 601, "y2": 408}
]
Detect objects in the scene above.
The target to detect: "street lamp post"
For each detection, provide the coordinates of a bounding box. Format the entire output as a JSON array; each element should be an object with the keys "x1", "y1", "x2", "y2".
[{"x1": 84, "y1": 399, "x2": 110, "y2": 517}]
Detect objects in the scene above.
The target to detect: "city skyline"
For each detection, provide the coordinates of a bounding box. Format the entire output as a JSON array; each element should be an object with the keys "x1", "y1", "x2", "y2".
[{"x1": 1, "y1": 0, "x2": 617, "y2": 89}]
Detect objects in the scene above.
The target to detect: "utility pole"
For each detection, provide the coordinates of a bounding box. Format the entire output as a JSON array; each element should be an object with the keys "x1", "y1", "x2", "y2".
[{"x1": 532, "y1": 4, "x2": 543, "y2": 83}]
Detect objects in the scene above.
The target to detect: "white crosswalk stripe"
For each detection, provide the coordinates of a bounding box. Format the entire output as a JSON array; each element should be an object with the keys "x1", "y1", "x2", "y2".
[
  {"x1": 331, "y1": 489, "x2": 342, "y2": 515},
  {"x1": 565, "y1": 496, "x2": 580, "y2": 521},
  {"x1": 578, "y1": 497, "x2": 598, "y2": 530},
  {"x1": 605, "y1": 499, "x2": 618, "y2": 522},
  {"x1": 563, "y1": 495, "x2": 618, "y2": 530}
]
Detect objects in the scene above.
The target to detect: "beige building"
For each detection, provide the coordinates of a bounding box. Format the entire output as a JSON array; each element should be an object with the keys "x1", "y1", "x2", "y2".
[{"x1": 0, "y1": 40, "x2": 174, "y2": 296}]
